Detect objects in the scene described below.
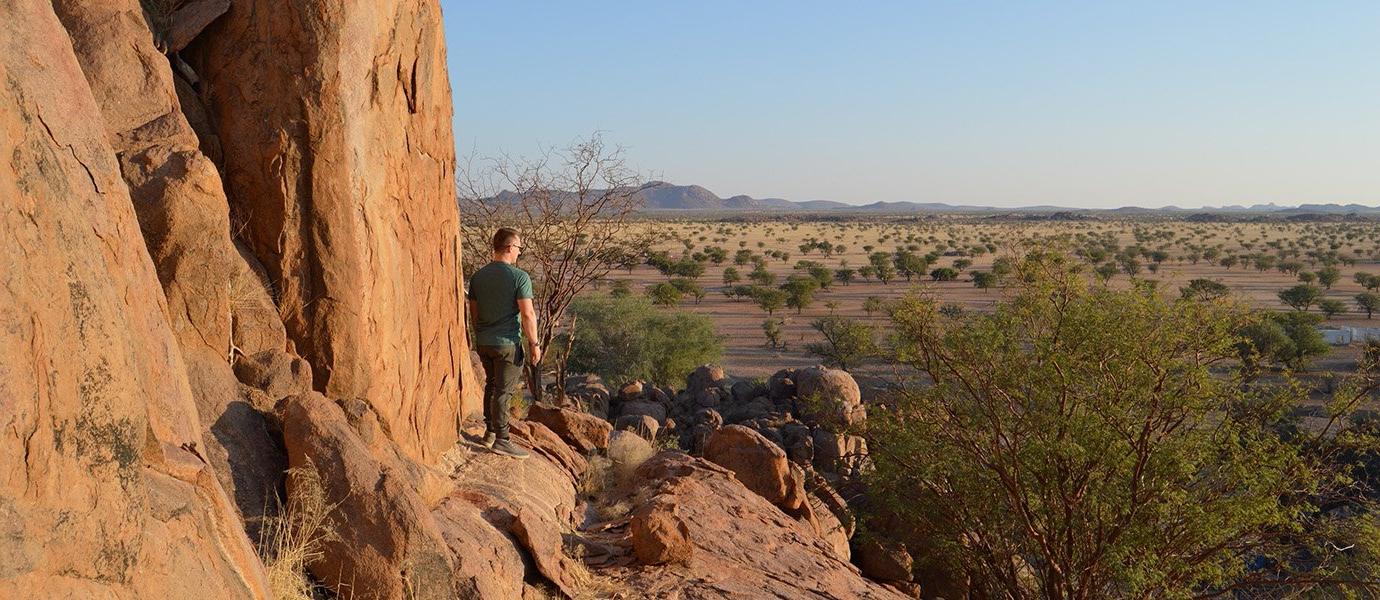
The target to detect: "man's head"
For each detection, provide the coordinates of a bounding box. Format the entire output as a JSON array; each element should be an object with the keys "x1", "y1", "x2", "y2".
[{"x1": 491, "y1": 227, "x2": 522, "y2": 263}]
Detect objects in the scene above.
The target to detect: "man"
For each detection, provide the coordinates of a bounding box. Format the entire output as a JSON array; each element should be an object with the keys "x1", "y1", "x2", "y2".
[{"x1": 466, "y1": 227, "x2": 542, "y2": 459}]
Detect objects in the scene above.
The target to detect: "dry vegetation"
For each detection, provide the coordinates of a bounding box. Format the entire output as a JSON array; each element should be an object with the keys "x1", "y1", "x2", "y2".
[
  {"x1": 598, "y1": 217, "x2": 1380, "y2": 385},
  {"x1": 254, "y1": 462, "x2": 339, "y2": 600}
]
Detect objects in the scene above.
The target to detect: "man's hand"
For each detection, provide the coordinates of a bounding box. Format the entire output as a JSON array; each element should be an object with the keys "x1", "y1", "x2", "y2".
[{"x1": 528, "y1": 342, "x2": 543, "y2": 365}]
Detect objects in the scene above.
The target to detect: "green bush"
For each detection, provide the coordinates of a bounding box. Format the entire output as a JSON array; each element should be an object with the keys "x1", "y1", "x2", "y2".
[
  {"x1": 872, "y1": 251, "x2": 1378, "y2": 598},
  {"x1": 1179, "y1": 278, "x2": 1229, "y2": 301},
  {"x1": 566, "y1": 296, "x2": 722, "y2": 386},
  {"x1": 1238, "y1": 311, "x2": 1329, "y2": 371}
]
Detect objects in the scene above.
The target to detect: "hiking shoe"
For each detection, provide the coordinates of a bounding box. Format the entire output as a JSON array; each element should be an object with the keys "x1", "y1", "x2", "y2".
[
  {"x1": 481, "y1": 432, "x2": 496, "y2": 448},
  {"x1": 491, "y1": 438, "x2": 529, "y2": 460}
]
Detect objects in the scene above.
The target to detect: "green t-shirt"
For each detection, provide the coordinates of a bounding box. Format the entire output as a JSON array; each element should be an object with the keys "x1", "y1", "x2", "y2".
[{"x1": 467, "y1": 261, "x2": 534, "y2": 347}]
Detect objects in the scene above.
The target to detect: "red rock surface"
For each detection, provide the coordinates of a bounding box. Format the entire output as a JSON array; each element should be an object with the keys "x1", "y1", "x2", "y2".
[
  {"x1": 629, "y1": 497, "x2": 694, "y2": 565},
  {"x1": 191, "y1": 0, "x2": 482, "y2": 464},
  {"x1": 433, "y1": 424, "x2": 588, "y2": 599},
  {"x1": 278, "y1": 393, "x2": 461, "y2": 599},
  {"x1": 596, "y1": 453, "x2": 908, "y2": 599},
  {"x1": 0, "y1": 1, "x2": 267, "y2": 595},
  {"x1": 51, "y1": 0, "x2": 296, "y2": 536},
  {"x1": 527, "y1": 402, "x2": 614, "y2": 452},
  {"x1": 704, "y1": 424, "x2": 810, "y2": 516}
]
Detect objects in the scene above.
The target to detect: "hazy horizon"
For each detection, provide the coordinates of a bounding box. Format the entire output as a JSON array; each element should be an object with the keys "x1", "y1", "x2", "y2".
[{"x1": 442, "y1": 2, "x2": 1380, "y2": 210}]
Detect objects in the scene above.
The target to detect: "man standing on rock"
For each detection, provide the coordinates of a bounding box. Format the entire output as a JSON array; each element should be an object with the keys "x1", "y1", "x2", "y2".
[{"x1": 466, "y1": 227, "x2": 541, "y2": 459}]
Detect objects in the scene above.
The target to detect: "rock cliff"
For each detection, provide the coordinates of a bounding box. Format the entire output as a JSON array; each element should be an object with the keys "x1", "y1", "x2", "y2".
[
  {"x1": 0, "y1": 1, "x2": 267, "y2": 595},
  {"x1": 189, "y1": 0, "x2": 481, "y2": 464}
]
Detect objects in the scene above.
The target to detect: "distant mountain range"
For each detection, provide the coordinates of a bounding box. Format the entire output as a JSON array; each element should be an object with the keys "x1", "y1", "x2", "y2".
[
  {"x1": 631, "y1": 182, "x2": 1380, "y2": 215},
  {"x1": 633, "y1": 183, "x2": 850, "y2": 211}
]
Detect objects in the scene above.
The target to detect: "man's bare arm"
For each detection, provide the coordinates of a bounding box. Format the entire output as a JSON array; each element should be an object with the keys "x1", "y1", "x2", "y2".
[{"x1": 517, "y1": 298, "x2": 542, "y2": 364}]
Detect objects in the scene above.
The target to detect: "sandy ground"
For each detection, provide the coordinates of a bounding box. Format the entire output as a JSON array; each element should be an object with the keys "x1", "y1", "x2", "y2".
[{"x1": 596, "y1": 218, "x2": 1380, "y2": 396}]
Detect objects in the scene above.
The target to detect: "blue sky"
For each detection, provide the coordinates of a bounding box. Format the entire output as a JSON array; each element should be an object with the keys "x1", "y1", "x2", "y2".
[{"x1": 441, "y1": 1, "x2": 1380, "y2": 208}]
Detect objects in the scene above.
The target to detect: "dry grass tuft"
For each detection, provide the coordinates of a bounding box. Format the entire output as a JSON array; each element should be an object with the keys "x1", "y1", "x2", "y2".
[
  {"x1": 607, "y1": 432, "x2": 654, "y2": 484},
  {"x1": 227, "y1": 264, "x2": 275, "y2": 314},
  {"x1": 255, "y1": 461, "x2": 339, "y2": 600},
  {"x1": 577, "y1": 454, "x2": 614, "y2": 499},
  {"x1": 579, "y1": 437, "x2": 660, "y2": 524},
  {"x1": 559, "y1": 531, "x2": 624, "y2": 599}
]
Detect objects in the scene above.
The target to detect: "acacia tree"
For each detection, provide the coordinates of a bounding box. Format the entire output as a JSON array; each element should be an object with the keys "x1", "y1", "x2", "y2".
[
  {"x1": 1357, "y1": 292, "x2": 1380, "y2": 319},
  {"x1": 751, "y1": 287, "x2": 786, "y2": 316},
  {"x1": 457, "y1": 134, "x2": 654, "y2": 403},
  {"x1": 782, "y1": 277, "x2": 819, "y2": 314},
  {"x1": 761, "y1": 317, "x2": 784, "y2": 349},
  {"x1": 805, "y1": 316, "x2": 877, "y2": 371},
  {"x1": 871, "y1": 252, "x2": 1380, "y2": 599},
  {"x1": 1278, "y1": 284, "x2": 1324, "y2": 312}
]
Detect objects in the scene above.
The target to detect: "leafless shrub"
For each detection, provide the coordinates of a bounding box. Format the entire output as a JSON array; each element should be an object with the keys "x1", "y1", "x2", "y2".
[{"x1": 457, "y1": 133, "x2": 656, "y2": 404}]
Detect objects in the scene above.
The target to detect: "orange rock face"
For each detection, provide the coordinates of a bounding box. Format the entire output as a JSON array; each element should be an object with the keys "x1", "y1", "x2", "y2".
[
  {"x1": 51, "y1": 0, "x2": 293, "y2": 534},
  {"x1": 191, "y1": 0, "x2": 482, "y2": 464},
  {"x1": 605, "y1": 453, "x2": 909, "y2": 599},
  {"x1": 0, "y1": 1, "x2": 266, "y2": 595}
]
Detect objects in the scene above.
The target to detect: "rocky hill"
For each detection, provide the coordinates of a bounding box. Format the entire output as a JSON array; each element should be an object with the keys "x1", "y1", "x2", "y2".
[
  {"x1": 637, "y1": 182, "x2": 849, "y2": 211},
  {"x1": 0, "y1": 1, "x2": 921, "y2": 598},
  {"x1": 630, "y1": 183, "x2": 1378, "y2": 215}
]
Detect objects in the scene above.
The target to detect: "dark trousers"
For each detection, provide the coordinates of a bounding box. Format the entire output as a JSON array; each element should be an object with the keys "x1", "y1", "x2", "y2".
[{"x1": 477, "y1": 344, "x2": 524, "y2": 440}]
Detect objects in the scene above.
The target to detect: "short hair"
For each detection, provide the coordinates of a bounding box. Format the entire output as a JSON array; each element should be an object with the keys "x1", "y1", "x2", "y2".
[{"x1": 491, "y1": 227, "x2": 520, "y2": 252}]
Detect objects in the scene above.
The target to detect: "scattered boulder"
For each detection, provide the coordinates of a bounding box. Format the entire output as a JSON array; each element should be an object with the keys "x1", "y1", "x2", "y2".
[
  {"x1": 704, "y1": 425, "x2": 808, "y2": 516},
  {"x1": 731, "y1": 379, "x2": 765, "y2": 404},
  {"x1": 630, "y1": 497, "x2": 693, "y2": 565},
  {"x1": 782, "y1": 422, "x2": 815, "y2": 465},
  {"x1": 767, "y1": 368, "x2": 797, "y2": 400},
  {"x1": 508, "y1": 420, "x2": 588, "y2": 482},
  {"x1": 604, "y1": 452, "x2": 906, "y2": 598},
  {"x1": 683, "y1": 408, "x2": 724, "y2": 454},
  {"x1": 615, "y1": 414, "x2": 660, "y2": 442},
  {"x1": 649, "y1": 385, "x2": 674, "y2": 406},
  {"x1": 795, "y1": 366, "x2": 866, "y2": 428},
  {"x1": 744, "y1": 421, "x2": 787, "y2": 449},
  {"x1": 809, "y1": 488, "x2": 854, "y2": 561},
  {"x1": 617, "y1": 380, "x2": 646, "y2": 402},
  {"x1": 722, "y1": 396, "x2": 775, "y2": 423},
  {"x1": 814, "y1": 429, "x2": 870, "y2": 478},
  {"x1": 525, "y1": 403, "x2": 612, "y2": 453},
  {"x1": 619, "y1": 400, "x2": 668, "y2": 424},
  {"x1": 509, "y1": 508, "x2": 582, "y2": 597},
  {"x1": 855, "y1": 537, "x2": 914, "y2": 583},
  {"x1": 687, "y1": 364, "x2": 728, "y2": 398},
  {"x1": 694, "y1": 387, "x2": 726, "y2": 408},
  {"x1": 811, "y1": 508, "x2": 851, "y2": 563},
  {"x1": 695, "y1": 408, "x2": 725, "y2": 429},
  {"x1": 564, "y1": 375, "x2": 612, "y2": 417},
  {"x1": 232, "y1": 349, "x2": 313, "y2": 401}
]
